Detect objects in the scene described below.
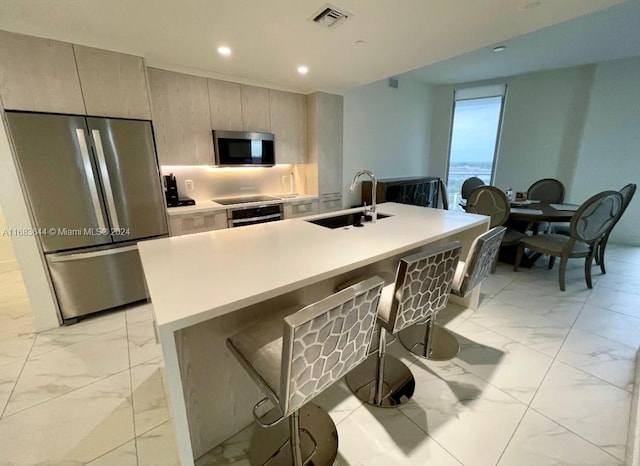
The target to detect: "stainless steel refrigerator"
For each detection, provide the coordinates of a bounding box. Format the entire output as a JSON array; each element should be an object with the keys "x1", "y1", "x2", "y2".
[{"x1": 6, "y1": 111, "x2": 168, "y2": 323}]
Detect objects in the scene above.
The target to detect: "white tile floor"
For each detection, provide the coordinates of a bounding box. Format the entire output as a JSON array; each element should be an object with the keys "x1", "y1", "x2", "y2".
[{"x1": 1, "y1": 244, "x2": 639, "y2": 465}]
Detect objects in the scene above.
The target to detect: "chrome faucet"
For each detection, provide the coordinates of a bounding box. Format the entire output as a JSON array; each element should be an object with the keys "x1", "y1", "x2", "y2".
[{"x1": 349, "y1": 170, "x2": 377, "y2": 223}]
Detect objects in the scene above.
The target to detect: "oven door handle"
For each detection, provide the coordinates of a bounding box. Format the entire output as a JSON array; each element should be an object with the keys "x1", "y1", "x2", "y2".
[{"x1": 231, "y1": 213, "x2": 282, "y2": 225}]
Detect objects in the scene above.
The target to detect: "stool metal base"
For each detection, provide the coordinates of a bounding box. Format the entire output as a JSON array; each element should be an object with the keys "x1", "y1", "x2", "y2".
[
  {"x1": 398, "y1": 322, "x2": 460, "y2": 361},
  {"x1": 249, "y1": 403, "x2": 337, "y2": 466},
  {"x1": 345, "y1": 353, "x2": 415, "y2": 408}
]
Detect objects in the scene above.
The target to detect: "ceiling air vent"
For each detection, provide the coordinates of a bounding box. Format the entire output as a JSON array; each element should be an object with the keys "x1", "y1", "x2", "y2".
[{"x1": 312, "y1": 4, "x2": 351, "y2": 28}]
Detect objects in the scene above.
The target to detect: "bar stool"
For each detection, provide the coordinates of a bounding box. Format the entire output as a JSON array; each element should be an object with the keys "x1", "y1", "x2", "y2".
[
  {"x1": 345, "y1": 242, "x2": 462, "y2": 407},
  {"x1": 227, "y1": 276, "x2": 384, "y2": 466},
  {"x1": 398, "y1": 226, "x2": 506, "y2": 360}
]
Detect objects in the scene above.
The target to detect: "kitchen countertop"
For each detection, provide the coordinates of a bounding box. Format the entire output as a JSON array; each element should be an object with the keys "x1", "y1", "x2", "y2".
[
  {"x1": 139, "y1": 202, "x2": 488, "y2": 332},
  {"x1": 165, "y1": 193, "x2": 318, "y2": 216}
]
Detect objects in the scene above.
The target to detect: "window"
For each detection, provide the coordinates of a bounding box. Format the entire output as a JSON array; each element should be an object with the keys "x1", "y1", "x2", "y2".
[{"x1": 446, "y1": 85, "x2": 506, "y2": 209}]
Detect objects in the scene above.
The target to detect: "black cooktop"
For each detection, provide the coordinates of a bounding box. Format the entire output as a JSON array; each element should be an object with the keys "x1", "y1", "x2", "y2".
[{"x1": 212, "y1": 195, "x2": 279, "y2": 205}]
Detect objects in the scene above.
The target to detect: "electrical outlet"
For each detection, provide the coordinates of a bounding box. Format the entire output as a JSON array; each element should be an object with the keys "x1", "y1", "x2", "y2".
[
  {"x1": 185, "y1": 180, "x2": 194, "y2": 191},
  {"x1": 281, "y1": 175, "x2": 288, "y2": 187}
]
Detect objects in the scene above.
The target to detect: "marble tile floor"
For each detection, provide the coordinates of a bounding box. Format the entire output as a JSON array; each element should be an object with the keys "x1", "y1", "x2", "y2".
[{"x1": 0, "y1": 243, "x2": 639, "y2": 465}]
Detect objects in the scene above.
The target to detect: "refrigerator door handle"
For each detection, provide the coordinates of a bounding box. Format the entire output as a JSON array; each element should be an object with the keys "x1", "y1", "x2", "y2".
[
  {"x1": 91, "y1": 129, "x2": 121, "y2": 230},
  {"x1": 48, "y1": 244, "x2": 138, "y2": 263},
  {"x1": 76, "y1": 129, "x2": 107, "y2": 231}
]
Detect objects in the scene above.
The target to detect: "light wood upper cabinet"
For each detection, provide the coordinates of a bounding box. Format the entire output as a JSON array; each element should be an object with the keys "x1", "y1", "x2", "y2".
[
  {"x1": 0, "y1": 30, "x2": 85, "y2": 114},
  {"x1": 147, "y1": 68, "x2": 214, "y2": 165},
  {"x1": 208, "y1": 79, "x2": 242, "y2": 131},
  {"x1": 307, "y1": 92, "x2": 343, "y2": 196},
  {"x1": 240, "y1": 85, "x2": 270, "y2": 132},
  {"x1": 74, "y1": 45, "x2": 151, "y2": 120},
  {"x1": 269, "y1": 90, "x2": 307, "y2": 164}
]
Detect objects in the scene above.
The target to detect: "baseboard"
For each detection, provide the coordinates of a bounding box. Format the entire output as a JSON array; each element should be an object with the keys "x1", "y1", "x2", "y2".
[
  {"x1": 0, "y1": 259, "x2": 18, "y2": 273},
  {"x1": 626, "y1": 347, "x2": 640, "y2": 465}
]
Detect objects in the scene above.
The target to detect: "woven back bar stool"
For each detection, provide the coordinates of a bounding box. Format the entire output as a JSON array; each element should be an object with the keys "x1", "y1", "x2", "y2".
[
  {"x1": 400, "y1": 226, "x2": 506, "y2": 361},
  {"x1": 227, "y1": 276, "x2": 384, "y2": 466},
  {"x1": 345, "y1": 242, "x2": 462, "y2": 408}
]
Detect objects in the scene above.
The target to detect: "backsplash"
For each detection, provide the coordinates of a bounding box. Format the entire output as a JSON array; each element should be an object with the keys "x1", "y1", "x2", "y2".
[{"x1": 160, "y1": 165, "x2": 303, "y2": 201}]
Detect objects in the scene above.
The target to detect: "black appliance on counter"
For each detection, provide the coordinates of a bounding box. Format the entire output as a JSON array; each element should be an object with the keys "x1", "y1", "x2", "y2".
[{"x1": 164, "y1": 173, "x2": 195, "y2": 207}]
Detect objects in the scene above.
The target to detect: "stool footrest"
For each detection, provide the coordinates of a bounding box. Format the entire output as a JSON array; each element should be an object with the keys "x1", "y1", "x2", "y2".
[{"x1": 253, "y1": 397, "x2": 284, "y2": 427}]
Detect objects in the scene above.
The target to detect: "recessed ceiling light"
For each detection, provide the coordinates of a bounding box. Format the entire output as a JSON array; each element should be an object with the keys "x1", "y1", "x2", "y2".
[
  {"x1": 355, "y1": 40, "x2": 366, "y2": 45},
  {"x1": 493, "y1": 45, "x2": 507, "y2": 53},
  {"x1": 523, "y1": 1, "x2": 541, "y2": 10},
  {"x1": 217, "y1": 46, "x2": 231, "y2": 56},
  {"x1": 297, "y1": 66, "x2": 309, "y2": 75}
]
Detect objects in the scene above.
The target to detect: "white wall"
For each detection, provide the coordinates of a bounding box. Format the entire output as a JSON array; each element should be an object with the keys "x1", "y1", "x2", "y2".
[
  {"x1": 428, "y1": 66, "x2": 595, "y2": 195},
  {"x1": 493, "y1": 66, "x2": 595, "y2": 193},
  {"x1": 343, "y1": 77, "x2": 433, "y2": 206},
  {"x1": 569, "y1": 57, "x2": 640, "y2": 245},
  {"x1": 0, "y1": 204, "x2": 18, "y2": 272}
]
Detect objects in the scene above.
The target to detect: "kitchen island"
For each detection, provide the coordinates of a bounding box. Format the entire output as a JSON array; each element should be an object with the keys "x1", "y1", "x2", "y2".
[{"x1": 138, "y1": 202, "x2": 489, "y2": 465}]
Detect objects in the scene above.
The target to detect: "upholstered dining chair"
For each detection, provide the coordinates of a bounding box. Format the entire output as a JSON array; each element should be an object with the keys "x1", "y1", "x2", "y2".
[
  {"x1": 514, "y1": 190, "x2": 623, "y2": 291},
  {"x1": 526, "y1": 178, "x2": 566, "y2": 233},
  {"x1": 465, "y1": 186, "x2": 526, "y2": 271},
  {"x1": 461, "y1": 176, "x2": 485, "y2": 200},
  {"x1": 399, "y1": 226, "x2": 506, "y2": 360},
  {"x1": 527, "y1": 178, "x2": 565, "y2": 203},
  {"x1": 597, "y1": 183, "x2": 636, "y2": 274},
  {"x1": 227, "y1": 276, "x2": 384, "y2": 466},
  {"x1": 345, "y1": 243, "x2": 461, "y2": 407}
]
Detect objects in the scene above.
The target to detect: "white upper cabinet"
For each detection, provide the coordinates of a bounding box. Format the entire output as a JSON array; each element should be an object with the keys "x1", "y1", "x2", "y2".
[
  {"x1": 269, "y1": 90, "x2": 307, "y2": 165},
  {"x1": 240, "y1": 85, "x2": 271, "y2": 132},
  {"x1": 74, "y1": 45, "x2": 151, "y2": 120},
  {"x1": 147, "y1": 68, "x2": 214, "y2": 166},
  {"x1": 0, "y1": 30, "x2": 85, "y2": 114},
  {"x1": 208, "y1": 79, "x2": 243, "y2": 131}
]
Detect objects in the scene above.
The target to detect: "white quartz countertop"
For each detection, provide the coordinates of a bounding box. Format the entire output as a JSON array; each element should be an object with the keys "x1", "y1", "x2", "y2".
[
  {"x1": 165, "y1": 194, "x2": 318, "y2": 216},
  {"x1": 139, "y1": 203, "x2": 488, "y2": 332}
]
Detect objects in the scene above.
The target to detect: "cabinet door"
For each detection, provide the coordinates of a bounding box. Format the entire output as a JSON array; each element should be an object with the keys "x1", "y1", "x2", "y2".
[
  {"x1": 208, "y1": 79, "x2": 242, "y2": 131},
  {"x1": 269, "y1": 90, "x2": 307, "y2": 164},
  {"x1": 169, "y1": 211, "x2": 227, "y2": 236},
  {"x1": 148, "y1": 68, "x2": 214, "y2": 165},
  {"x1": 283, "y1": 200, "x2": 319, "y2": 219},
  {"x1": 74, "y1": 45, "x2": 151, "y2": 120},
  {"x1": 316, "y1": 93, "x2": 343, "y2": 196},
  {"x1": 240, "y1": 85, "x2": 270, "y2": 132},
  {"x1": 0, "y1": 31, "x2": 85, "y2": 114}
]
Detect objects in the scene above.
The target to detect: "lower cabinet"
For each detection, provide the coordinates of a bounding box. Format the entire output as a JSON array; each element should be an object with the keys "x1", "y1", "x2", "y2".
[
  {"x1": 319, "y1": 193, "x2": 342, "y2": 213},
  {"x1": 283, "y1": 199, "x2": 319, "y2": 219},
  {"x1": 169, "y1": 211, "x2": 228, "y2": 236}
]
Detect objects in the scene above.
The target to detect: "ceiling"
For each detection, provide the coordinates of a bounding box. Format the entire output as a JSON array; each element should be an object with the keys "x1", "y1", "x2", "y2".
[
  {"x1": 404, "y1": 0, "x2": 640, "y2": 85},
  {"x1": 0, "y1": 0, "x2": 631, "y2": 93}
]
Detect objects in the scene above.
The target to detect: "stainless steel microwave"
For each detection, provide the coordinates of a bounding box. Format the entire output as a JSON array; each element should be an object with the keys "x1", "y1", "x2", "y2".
[{"x1": 213, "y1": 130, "x2": 275, "y2": 167}]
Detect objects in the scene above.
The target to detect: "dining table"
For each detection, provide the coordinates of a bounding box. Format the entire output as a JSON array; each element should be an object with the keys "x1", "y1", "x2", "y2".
[{"x1": 507, "y1": 201, "x2": 579, "y2": 226}]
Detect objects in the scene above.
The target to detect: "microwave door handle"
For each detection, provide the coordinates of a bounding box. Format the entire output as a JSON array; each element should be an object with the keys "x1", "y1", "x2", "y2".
[
  {"x1": 75, "y1": 129, "x2": 107, "y2": 231},
  {"x1": 91, "y1": 129, "x2": 120, "y2": 230}
]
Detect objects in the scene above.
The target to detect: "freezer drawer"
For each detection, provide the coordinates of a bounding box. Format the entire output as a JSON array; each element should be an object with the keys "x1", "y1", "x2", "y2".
[{"x1": 47, "y1": 244, "x2": 147, "y2": 320}]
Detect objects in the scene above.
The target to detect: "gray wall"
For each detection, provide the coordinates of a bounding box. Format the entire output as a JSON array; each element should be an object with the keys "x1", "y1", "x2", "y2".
[
  {"x1": 342, "y1": 77, "x2": 433, "y2": 207},
  {"x1": 569, "y1": 57, "x2": 640, "y2": 245}
]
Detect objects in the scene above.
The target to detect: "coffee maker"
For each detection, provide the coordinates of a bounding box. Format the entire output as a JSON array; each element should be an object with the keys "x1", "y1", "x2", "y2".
[
  {"x1": 164, "y1": 173, "x2": 179, "y2": 207},
  {"x1": 163, "y1": 174, "x2": 195, "y2": 207}
]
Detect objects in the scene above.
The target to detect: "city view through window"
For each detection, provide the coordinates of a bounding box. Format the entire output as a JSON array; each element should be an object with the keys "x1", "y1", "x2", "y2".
[{"x1": 447, "y1": 95, "x2": 504, "y2": 209}]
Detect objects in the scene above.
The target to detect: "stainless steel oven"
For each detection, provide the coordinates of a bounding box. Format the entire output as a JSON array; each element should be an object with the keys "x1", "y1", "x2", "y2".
[{"x1": 227, "y1": 203, "x2": 283, "y2": 228}]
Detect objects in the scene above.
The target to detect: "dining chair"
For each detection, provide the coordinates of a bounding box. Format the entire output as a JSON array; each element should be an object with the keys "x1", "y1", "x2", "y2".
[
  {"x1": 465, "y1": 186, "x2": 525, "y2": 271},
  {"x1": 399, "y1": 226, "x2": 506, "y2": 360},
  {"x1": 514, "y1": 190, "x2": 623, "y2": 291},
  {"x1": 527, "y1": 178, "x2": 565, "y2": 203},
  {"x1": 526, "y1": 178, "x2": 566, "y2": 233},
  {"x1": 227, "y1": 276, "x2": 384, "y2": 466},
  {"x1": 597, "y1": 183, "x2": 637, "y2": 274},
  {"x1": 461, "y1": 176, "x2": 485, "y2": 200}
]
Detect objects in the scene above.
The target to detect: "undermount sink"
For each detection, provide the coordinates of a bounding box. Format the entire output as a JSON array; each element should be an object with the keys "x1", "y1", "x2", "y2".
[{"x1": 306, "y1": 212, "x2": 391, "y2": 229}]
